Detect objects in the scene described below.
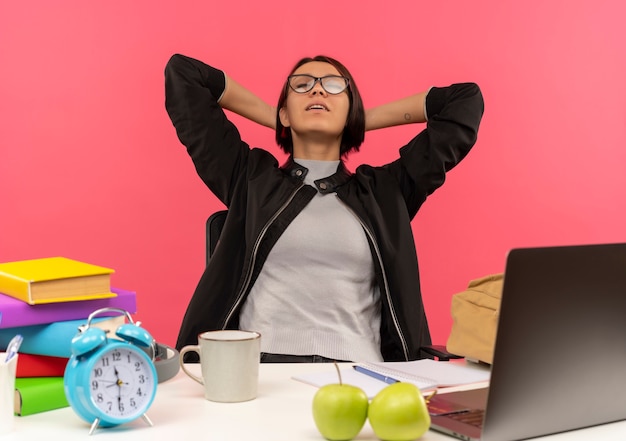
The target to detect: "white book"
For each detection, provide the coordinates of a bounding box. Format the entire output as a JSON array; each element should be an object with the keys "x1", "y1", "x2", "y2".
[{"x1": 292, "y1": 359, "x2": 490, "y2": 399}]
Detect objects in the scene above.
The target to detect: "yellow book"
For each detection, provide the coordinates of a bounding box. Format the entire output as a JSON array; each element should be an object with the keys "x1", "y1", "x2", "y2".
[{"x1": 0, "y1": 257, "x2": 115, "y2": 305}]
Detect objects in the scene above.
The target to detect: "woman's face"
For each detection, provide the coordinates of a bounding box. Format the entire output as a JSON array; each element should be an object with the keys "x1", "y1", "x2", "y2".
[{"x1": 279, "y1": 61, "x2": 350, "y2": 147}]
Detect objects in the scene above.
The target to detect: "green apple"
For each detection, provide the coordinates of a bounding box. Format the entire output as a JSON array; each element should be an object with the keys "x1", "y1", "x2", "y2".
[
  {"x1": 312, "y1": 383, "x2": 369, "y2": 440},
  {"x1": 368, "y1": 382, "x2": 431, "y2": 441}
]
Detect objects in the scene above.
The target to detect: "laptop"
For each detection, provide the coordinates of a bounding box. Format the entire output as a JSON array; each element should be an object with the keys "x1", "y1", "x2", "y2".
[{"x1": 428, "y1": 243, "x2": 626, "y2": 441}]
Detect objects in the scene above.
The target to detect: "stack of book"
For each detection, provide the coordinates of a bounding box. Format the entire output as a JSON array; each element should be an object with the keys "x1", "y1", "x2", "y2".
[{"x1": 0, "y1": 257, "x2": 138, "y2": 416}]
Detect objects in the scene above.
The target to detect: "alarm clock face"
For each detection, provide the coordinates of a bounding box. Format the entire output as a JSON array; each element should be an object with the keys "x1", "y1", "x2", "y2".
[{"x1": 88, "y1": 345, "x2": 156, "y2": 420}]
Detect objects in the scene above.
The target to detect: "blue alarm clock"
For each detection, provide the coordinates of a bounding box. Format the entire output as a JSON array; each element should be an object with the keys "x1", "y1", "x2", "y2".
[{"x1": 64, "y1": 307, "x2": 158, "y2": 435}]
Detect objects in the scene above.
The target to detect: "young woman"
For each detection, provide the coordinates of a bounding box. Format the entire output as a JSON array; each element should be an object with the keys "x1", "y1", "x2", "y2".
[{"x1": 165, "y1": 53, "x2": 484, "y2": 363}]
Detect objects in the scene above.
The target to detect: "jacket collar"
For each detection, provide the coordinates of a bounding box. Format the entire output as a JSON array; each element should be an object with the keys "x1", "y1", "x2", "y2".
[{"x1": 281, "y1": 156, "x2": 352, "y2": 194}]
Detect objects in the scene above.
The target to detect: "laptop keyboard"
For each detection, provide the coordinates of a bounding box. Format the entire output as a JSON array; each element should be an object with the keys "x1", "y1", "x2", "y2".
[{"x1": 447, "y1": 409, "x2": 485, "y2": 428}]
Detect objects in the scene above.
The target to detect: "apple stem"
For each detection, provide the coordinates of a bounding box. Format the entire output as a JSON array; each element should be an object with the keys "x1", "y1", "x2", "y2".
[{"x1": 333, "y1": 361, "x2": 342, "y2": 385}]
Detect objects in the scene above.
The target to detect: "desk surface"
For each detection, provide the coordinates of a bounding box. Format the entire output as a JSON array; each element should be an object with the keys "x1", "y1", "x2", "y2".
[{"x1": 7, "y1": 363, "x2": 626, "y2": 440}]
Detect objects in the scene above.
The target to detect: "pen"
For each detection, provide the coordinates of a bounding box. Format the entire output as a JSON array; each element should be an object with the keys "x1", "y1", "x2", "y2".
[
  {"x1": 353, "y1": 365, "x2": 399, "y2": 384},
  {"x1": 4, "y1": 334, "x2": 23, "y2": 363}
]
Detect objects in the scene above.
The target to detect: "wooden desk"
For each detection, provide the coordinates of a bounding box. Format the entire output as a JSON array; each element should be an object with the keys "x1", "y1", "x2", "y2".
[{"x1": 7, "y1": 363, "x2": 626, "y2": 440}]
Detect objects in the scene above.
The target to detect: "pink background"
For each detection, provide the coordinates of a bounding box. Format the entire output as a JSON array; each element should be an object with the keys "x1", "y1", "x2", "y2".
[{"x1": 1, "y1": 1, "x2": 625, "y2": 348}]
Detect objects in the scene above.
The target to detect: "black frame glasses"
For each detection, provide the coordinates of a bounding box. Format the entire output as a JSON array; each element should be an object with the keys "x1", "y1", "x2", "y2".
[{"x1": 287, "y1": 74, "x2": 350, "y2": 95}]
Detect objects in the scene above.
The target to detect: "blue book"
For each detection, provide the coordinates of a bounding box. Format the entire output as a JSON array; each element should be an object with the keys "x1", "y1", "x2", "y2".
[{"x1": 0, "y1": 315, "x2": 126, "y2": 357}]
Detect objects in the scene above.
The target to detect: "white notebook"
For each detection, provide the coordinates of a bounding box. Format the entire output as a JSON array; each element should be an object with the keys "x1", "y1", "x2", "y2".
[
  {"x1": 359, "y1": 359, "x2": 490, "y2": 386},
  {"x1": 292, "y1": 359, "x2": 490, "y2": 399}
]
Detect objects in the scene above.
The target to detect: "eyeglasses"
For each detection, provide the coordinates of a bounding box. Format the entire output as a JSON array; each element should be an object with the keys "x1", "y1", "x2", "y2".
[{"x1": 287, "y1": 74, "x2": 350, "y2": 95}]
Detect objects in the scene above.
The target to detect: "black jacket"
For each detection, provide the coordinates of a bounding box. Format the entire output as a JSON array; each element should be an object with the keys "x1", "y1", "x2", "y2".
[{"x1": 165, "y1": 54, "x2": 484, "y2": 361}]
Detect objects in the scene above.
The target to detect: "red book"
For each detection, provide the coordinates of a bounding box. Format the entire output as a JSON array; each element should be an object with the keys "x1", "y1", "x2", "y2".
[{"x1": 16, "y1": 353, "x2": 69, "y2": 378}]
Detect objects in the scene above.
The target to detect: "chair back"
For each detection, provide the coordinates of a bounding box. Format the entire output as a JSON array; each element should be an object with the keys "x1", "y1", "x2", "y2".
[{"x1": 205, "y1": 210, "x2": 227, "y2": 266}]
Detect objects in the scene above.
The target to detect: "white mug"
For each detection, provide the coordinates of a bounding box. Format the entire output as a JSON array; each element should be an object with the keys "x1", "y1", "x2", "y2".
[{"x1": 179, "y1": 330, "x2": 261, "y2": 403}]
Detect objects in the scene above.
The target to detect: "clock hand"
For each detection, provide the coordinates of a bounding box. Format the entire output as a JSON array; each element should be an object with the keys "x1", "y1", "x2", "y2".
[
  {"x1": 109, "y1": 379, "x2": 129, "y2": 389},
  {"x1": 113, "y1": 366, "x2": 130, "y2": 387},
  {"x1": 112, "y1": 367, "x2": 123, "y2": 405},
  {"x1": 102, "y1": 368, "x2": 124, "y2": 387}
]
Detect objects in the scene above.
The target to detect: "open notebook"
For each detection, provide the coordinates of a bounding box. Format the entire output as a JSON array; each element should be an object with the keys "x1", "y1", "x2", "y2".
[{"x1": 292, "y1": 359, "x2": 490, "y2": 399}]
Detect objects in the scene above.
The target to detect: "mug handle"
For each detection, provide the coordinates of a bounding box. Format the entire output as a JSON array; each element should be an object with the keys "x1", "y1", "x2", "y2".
[{"x1": 178, "y1": 345, "x2": 204, "y2": 385}]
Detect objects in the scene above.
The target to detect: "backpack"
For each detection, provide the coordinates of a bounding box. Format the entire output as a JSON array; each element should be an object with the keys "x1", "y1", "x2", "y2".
[{"x1": 446, "y1": 273, "x2": 503, "y2": 364}]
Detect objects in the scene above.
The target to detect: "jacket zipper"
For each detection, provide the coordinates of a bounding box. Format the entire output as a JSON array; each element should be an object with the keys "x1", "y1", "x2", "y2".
[
  {"x1": 337, "y1": 196, "x2": 410, "y2": 361},
  {"x1": 221, "y1": 183, "x2": 306, "y2": 329}
]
